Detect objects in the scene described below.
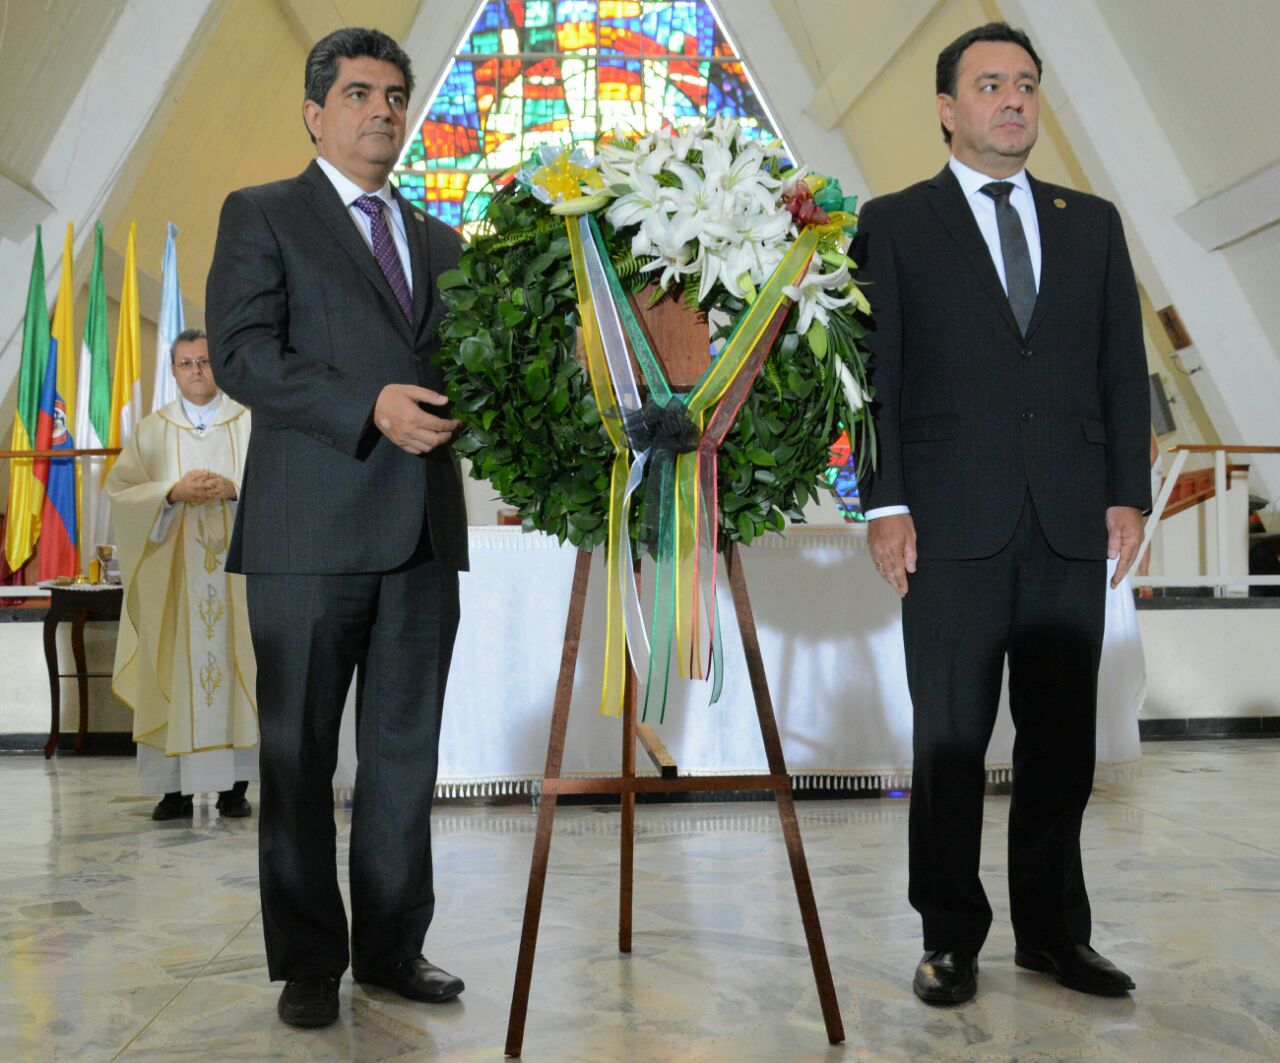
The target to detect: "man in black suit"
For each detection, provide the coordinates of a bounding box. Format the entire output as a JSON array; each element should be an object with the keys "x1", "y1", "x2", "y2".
[
  {"x1": 206, "y1": 27, "x2": 470, "y2": 1027},
  {"x1": 854, "y1": 22, "x2": 1150, "y2": 1005}
]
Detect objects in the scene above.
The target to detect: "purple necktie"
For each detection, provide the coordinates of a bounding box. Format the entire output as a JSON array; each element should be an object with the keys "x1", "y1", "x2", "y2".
[{"x1": 353, "y1": 194, "x2": 412, "y2": 323}]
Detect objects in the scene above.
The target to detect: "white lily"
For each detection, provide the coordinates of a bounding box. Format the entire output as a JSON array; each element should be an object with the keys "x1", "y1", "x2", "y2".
[
  {"x1": 666, "y1": 160, "x2": 727, "y2": 218},
  {"x1": 669, "y1": 121, "x2": 705, "y2": 161},
  {"x1": 605, "y1": 169, "x2": 664, "y2": 230},
  {"x1": 783, "y1": 260, "x2": 857, "y2": 334},
  {"x1": 708, "y1": 114, "x2": 741, "y2": 149},
  {"x1": 633, "y1": 210, "x2": 702, "y2": 290},
  {"x1": 833, "y1": 357, "x2": 865, "y2": 413}
]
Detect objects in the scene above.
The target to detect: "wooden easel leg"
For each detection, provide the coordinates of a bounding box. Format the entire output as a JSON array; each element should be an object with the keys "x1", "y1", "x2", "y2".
[
  {"x1": 506, "y1": 549, "x2": 593, "y2": 1058},
  {"x1": 723, "y1": 542, "x2": 845, "y2": 1045}
]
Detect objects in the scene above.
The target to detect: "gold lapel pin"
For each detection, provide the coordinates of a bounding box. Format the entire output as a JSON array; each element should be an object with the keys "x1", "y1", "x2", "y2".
[
  {"x1": 414, "y1": 211, "x2": 426, "y2": 222},
  {"x1": 1054, "y1": 198, "x2": 1067, "y2": 209}
]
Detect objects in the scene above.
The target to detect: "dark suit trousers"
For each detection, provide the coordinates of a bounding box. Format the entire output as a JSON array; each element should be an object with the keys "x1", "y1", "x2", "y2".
[
  {"x1": 902, "y1": 496, "x2": 1105, "y2": 954},
  {"x1": 245, "y1": 536, "x2": 460, "y2": 981}
]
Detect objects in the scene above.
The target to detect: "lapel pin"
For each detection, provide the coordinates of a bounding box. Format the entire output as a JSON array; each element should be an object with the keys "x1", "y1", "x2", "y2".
[
  {"x1": 1054, "y1": 198, "x2": 1067, "y2": 209},
  {"x1": 414, "y1": 211, "x2": 426, "y2": 222}
]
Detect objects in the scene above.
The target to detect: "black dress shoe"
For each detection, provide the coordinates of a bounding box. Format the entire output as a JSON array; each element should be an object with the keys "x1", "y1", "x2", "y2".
[
  {"x1": 278, "y1": 974, "x2": 340, "y2": 1027},
  {"x1": 151, "y1": 793, "x2": 193, "y2": 821},
  {"x1": 1015, "y1": 943, "x2": 1135, "y2": 995},
  {"x1": 913, "y1": 949, "x2": 978, "y2": 1004},
  {"x1": 215, "y1": 792, "x2": 252, "y2": 818},
  {"x1": 354, "y1": 957, "x2": 464, "y2": 1003}
]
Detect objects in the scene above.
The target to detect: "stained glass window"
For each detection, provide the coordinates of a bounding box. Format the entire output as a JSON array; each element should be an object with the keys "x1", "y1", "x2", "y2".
[
  {"x1": 394, "y1": 0, "x2": 789, "y2": 233},
  {"x1": 825, "y1": 429, "x2": 864, "y2": 521}
]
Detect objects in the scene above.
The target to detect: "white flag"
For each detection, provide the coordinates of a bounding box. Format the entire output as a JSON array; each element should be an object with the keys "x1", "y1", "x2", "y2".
[{"x1": 150, "y1": 222, "x2": 184, "y2": 413}]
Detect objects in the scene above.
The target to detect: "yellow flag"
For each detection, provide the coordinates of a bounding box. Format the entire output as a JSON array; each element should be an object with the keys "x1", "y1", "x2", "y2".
[{"x1": 107, "y1": 222, "x2": 142, "y2": 471}]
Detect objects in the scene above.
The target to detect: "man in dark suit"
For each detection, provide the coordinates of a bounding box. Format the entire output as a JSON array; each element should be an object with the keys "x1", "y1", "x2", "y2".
[
  {"x1": 854, "y1": 22, "x2": 1150, "y2": 1005},
  {"x1": 206, "y1": 27, "x2": 469, "y2": 1028}
]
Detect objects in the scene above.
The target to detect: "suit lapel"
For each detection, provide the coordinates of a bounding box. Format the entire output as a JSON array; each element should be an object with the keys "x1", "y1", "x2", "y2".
[
  {"x1": 298, "y1": 161, "x2": 413, "y2": 339},
  {"x1": 392, "y1": 185, "x2": 433, "y2": 336},
  {"x1": 926, "y1": 166, "x2": 1022, "y2": 340},
  {"x1": 1023, "y1": 173, "x2": 1063, "y2": 342}
]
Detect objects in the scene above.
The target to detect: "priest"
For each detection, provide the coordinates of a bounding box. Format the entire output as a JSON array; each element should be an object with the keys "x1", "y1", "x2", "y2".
[{"x1": 108, "y1": 328, "x2": 259, "y2": 820}]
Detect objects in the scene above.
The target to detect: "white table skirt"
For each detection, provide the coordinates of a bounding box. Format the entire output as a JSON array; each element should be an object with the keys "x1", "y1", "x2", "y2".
[{"x1": 335, "y1": 526, "x2": 1143, "y2": 795}]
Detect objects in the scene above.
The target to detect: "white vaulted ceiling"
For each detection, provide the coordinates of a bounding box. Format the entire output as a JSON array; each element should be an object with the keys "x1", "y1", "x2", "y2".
[{"x1": 1093, "y1": 0, "x2": 1280, "y2": 200}]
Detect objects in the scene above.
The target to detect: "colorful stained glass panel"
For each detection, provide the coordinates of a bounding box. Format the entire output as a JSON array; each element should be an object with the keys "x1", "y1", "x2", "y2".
[{"x1": 394, "y1": 0, "x2": 788, "y2": 233}]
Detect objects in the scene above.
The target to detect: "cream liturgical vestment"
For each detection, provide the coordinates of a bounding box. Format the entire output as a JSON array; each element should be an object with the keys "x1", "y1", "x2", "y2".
[{"x1": 108, "y1": 395, "x2": 258, "y2": 795}]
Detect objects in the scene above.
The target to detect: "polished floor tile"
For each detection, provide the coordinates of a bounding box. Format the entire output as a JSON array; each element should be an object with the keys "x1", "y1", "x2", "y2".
[{"x1": 0, "y1": 741, "x2": 1277, "y2": 1061}]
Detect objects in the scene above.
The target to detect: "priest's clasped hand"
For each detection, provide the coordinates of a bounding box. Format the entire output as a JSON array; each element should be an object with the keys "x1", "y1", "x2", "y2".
[
  {"x1": 167, "y1": 469, "x2": 237, "y2": 505},
  {"x1": 375, "y1": 384, "x2": 462, "y2": 455}
]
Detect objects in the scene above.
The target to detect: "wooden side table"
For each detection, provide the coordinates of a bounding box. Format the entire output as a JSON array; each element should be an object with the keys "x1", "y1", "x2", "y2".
[{"x1": 43, "y1": 585, "x2": 123, "y2": 758}]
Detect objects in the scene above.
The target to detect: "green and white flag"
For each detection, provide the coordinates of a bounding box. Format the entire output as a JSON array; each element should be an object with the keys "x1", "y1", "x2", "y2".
[{"x1": 75, "y1": 221, "x2": 112, "y2": 566}]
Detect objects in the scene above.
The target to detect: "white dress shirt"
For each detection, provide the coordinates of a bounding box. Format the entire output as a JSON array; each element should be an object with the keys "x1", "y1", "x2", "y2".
[
  {"x1": 315, "y1": 155, "x2": 413, "y2": 295},
  {"x1": 863, "y1": 155, "x2": 1042, "y2": 522}
]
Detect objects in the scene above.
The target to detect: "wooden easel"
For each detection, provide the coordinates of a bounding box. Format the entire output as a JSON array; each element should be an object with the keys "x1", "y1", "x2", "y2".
[{"x1": 504, "y1": 541, "x2": 845, "y2": 1056}]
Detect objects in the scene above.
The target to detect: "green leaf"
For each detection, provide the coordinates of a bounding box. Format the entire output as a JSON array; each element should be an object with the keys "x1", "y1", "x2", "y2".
[
  {"x1": 547, "y1": 385, "x2": 570, "y2": 416},
  {"x1": 745, "y1": 446, "x2": 777, "y2": 467},
  {"x1": 527, "y1": 250, "x2": 557, "y2": 278},
  {"x1": 458, "y1": 335, "x2": 493, "y2": 374},
  {"x1": 438, "y1": 269, "x2": 469, "y2": 290},
  {"x1": 523, "y1": 360, "x2": 551, "y2": 401},
  {"x1": 498, "y1": 300, "x2": 527, "y2": 328}
]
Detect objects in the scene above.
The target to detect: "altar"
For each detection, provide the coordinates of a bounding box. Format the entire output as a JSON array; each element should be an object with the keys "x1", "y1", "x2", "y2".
[{"x1": 336, "y1": 525, "x2": 1144, "y2": 794}]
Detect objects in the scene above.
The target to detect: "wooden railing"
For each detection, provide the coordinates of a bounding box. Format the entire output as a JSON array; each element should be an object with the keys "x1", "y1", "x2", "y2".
[
  {"x1": 1161, "y1": 463, "x2": 1249, "y2": 519},
  {"x1": 0, "y1": 448, "x2": 120, "y2": 460},
  {"x1": 1135, "y1": 444, "x2": 1280, "y2": 594}
]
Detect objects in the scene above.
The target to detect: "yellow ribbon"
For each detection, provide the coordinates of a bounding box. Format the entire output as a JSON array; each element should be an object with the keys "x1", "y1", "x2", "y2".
[
  {"x1": 566, "y1": 221, "x2": 825, "y2": 705},
  {"x1": 567, "y1": 220, "x2": 630, "y2": 716},
  {"x1": 672, "y1": 227, "x2": 824, "y2": 676}
]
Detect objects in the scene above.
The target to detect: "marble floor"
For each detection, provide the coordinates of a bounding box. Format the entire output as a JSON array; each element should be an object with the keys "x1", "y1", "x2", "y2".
[{"x1": 1, "y1": 742, "x2": 1278, "y2": 1062}]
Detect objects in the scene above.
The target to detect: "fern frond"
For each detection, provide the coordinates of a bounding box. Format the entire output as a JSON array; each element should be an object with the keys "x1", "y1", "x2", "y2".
[
  {"x1": 763, "y1": 358, "x2": 784, "y2": 401},
  {"x1": 682, "y1": 276, "x2": 702, "y2": 311},
  {"x1": 613, "y1": 252, "x2": 641, "y2": 279}
]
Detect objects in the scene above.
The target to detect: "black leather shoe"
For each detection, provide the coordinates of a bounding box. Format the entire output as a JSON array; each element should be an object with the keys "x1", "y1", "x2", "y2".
[
  {"x1": 355, "y1": 957, "x2": 464, "y2": 1003},
  {"x1": 913, "y1": 949, "x2": 978, "y2": 1004},
  {"x1": 151, "y1": 794, "x2": 193, "y2": 821},
  {"x1": 215, "y1": 792, "x2": 251, "y2": 818},
  {"x1": 1015, "y1": 943, "x2": 1135, "y2": 995},
  {"x1": 277, "y1": 974, "x2": 340, "y2": 1027}
]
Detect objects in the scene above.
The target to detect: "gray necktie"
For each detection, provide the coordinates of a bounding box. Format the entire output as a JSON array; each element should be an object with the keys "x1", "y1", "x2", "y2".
[{"x1": 980, "y1": 181, "x2": 1036, "y2": 335}]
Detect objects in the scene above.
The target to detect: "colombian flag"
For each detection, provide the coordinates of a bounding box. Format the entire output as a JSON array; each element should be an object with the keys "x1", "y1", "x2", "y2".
[
  {"x1": 35, "y1": 225, "x2": 79, "y2": 580},
  {"x1": 4, "y1": 229, "x2": 51, "y2": 575}
]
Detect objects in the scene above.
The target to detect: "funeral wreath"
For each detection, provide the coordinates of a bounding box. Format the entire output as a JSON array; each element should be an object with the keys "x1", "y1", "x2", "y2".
[{"x1": 435, "y1": 117, "x2": 876, "y2": 553}]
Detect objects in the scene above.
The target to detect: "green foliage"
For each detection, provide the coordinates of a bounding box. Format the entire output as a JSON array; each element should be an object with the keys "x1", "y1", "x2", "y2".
[{"x1": 436, "y1": 181, "x2": 874, "y2": 550}]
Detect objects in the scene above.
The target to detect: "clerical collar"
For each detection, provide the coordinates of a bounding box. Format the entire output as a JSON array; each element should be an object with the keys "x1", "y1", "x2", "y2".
[{"x1": 182, "y1": 393, "x2": 221, "y2": 435}]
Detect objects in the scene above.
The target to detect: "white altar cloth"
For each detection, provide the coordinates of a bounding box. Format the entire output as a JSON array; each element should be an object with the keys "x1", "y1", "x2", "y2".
[{"x1": 336, "y1": 526, "x2": 1143, "y2": 794}]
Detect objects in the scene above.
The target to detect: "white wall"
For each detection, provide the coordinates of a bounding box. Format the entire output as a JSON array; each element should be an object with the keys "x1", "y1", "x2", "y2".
[
  {"x1": 1138, "y1": 609, "x2": 1280, "y2": 720},
  {"x1": 0, "y1": 620, "x2": 131, "y2": 736}
]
